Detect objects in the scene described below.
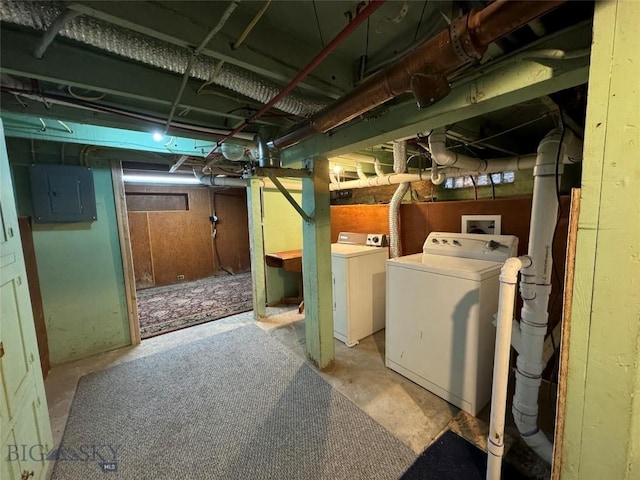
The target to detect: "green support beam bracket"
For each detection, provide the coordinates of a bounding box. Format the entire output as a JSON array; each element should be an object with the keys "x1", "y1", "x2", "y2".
[
  {"x1": 267, "y1": 174, "x2": 313, "y2": 224},
  {"x1": 1, "y1": 112, "x2": 215, "y2": 156}
]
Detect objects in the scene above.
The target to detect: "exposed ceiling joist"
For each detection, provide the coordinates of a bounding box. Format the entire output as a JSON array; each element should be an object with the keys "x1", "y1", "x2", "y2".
[
  {"x1": 67, "y1": 0, "x2": 350, "y2": 98},
  {"x1": 280, "y1": 21, "x2": 593, "y2": 164},
  {"x1": 0, "y1": 27, "x2": 285, "y2": 129}
]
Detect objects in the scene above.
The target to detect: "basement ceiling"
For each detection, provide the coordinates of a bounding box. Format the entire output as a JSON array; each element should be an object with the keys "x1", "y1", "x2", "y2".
[{"x1": 0, "y1": 1, "x2": 593, "y2": 175}]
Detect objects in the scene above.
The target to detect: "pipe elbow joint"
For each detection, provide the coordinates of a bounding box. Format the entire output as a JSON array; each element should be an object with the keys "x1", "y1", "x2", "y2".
[
  {"x1": 431, "y1": 166, "x2": 446, "y2": 185},
  {"x1": 500, "y1": 256, "x2": 532, "y2": 284},
  {"x1": 427, "y1": 127, "x2": 456, "y2": 166}
]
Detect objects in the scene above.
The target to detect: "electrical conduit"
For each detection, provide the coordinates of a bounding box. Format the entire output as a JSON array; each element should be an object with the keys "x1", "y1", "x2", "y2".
[{"x1": 388, "y1": 140, "x2": 408, "y2": 258}]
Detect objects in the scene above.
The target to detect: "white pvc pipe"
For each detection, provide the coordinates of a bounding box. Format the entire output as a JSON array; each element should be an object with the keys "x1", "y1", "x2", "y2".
[
  {"x1": 427, "y1": 128, "x2": 487, "y2": 171},
  {"x1": 503, "y1": 130, "x2": 582, "y2": 471},
  {"x1": 487, "y1": 128, "x2": 583, "y2": 479},
  {"x1": 374, "y1": 158, "x2": 385, "y2": 177},
  {"x1": 328, "y1": 157, "x2": 538, "y2": 191},
  {"x1": 487, "y1": 256, "x2": 532, "y2": 480},
  {"x1": 430, "y1": 162, "x2": 446, "y2": 185},
  {"x1": 356, "y1": 162, "x2": 368, "y2": 180},
  {"x1": 329, "y1": 128, "x2": 578, "y2": 192},
  {"x1": 193, "y1": 169, "x2": 302, "y2": 191},
  {"x1": 511, "y1": 131, "x2": 563, "y2": 464}
]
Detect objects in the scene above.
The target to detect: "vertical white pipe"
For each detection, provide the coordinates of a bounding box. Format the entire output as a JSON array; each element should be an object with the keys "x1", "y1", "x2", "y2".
[
  {"x1": 356, "y1": 162, "x2": 368, "y2": 180},
  {"x1": 487, "y1": 256, "x2": 532, "y2": 480},
  {"x1": 374, "y1": 159, "x2": 384, "y2": 177},
  {"x1": 487, "y1": 129, "x2": 582, "y2": 477},
  {"x1": 512, "y1": 130, "x2": 579, "y2": 463}
]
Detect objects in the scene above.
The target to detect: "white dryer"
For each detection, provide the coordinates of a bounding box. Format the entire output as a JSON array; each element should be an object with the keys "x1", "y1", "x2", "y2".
[
  {"x1": 385, "y1": 232, "x2": 518, "y2": 415},
  {"x1": 332, "y1": 232, "x2": 388, "y2": 347}
]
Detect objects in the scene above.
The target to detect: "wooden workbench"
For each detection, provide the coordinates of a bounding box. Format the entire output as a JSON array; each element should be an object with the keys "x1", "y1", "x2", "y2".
[{"x1": 265, "y1": 249, "x2": 304, "y2": 311}]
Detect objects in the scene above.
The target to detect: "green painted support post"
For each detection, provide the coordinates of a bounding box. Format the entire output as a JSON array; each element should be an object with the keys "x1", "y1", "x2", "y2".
[
  {"x1": 560, "y1": 1, "x2": 640, "y2": 479},
  {"x1": 246, "y1": 178, "x2": 267, "y2": 318},
  {"x1": 301, "y1": 156, "x2": 335, "y2": 369}
]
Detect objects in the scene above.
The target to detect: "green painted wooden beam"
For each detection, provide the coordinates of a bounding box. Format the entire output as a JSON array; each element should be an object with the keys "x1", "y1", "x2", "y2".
[
  {"x1": 246, "y1": 178, "x2": 267, "y2": 318},
  {"x1": 1, "y1": 112, "x2": 217, "y2": 156},
  {"x1": 301, "y1": 156, "x2": 334, "y2": 369},
  {"x1": 281, "y1": 22, "x2": 592, "y2": 164},
  {"x1": 561, "y1": 2, "x2": 640, "y2": 479},
  {"x1": 0, "y1": 94, "x2": 246, "y2": 146}
]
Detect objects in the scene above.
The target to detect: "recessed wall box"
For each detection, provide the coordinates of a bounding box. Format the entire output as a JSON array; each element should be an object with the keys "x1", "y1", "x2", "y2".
[
  {"x1": 30, "y1": 164, "x2": 97, "y2": 223},
  {"x1": 461, "y1": 215, "x2": 501, "y2": 235}
]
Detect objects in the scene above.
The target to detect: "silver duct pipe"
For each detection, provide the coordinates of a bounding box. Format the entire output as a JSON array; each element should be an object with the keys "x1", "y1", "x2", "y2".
[
  {"x1": 389, "y1": 141, "x2": 408, "y2": 259},
  {"x1": 0, "y1": 1, "x2": 329, "y2": 117}
]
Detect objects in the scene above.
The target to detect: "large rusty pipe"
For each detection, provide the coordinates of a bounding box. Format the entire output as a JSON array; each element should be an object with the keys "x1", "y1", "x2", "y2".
[{"x1": 270, "y1": 0, "x2": 565, "y2": 150}]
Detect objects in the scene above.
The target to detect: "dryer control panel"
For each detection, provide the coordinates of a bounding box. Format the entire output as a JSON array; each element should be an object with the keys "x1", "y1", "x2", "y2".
[
  {"x1": 337, "y1": 232, "x2": 388, "y2": 247},
  {"x1": 422, "y1": 232, "x2": 518, "y2": 262}
]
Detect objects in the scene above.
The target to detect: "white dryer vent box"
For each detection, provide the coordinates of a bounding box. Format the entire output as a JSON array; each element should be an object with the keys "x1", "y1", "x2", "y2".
[{"x1": 461, "y1": 215, "x2": 501, "y2": 235}]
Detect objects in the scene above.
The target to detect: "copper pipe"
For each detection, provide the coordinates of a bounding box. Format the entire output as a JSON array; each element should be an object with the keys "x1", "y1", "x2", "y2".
[{"x1": 270, "y1": 0, "x2": 566, "y2": 150}]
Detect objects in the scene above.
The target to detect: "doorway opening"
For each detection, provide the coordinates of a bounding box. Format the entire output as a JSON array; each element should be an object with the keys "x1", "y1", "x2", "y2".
[{"x1": 123, "y1": 175, "x2": 252, "y2": 339}]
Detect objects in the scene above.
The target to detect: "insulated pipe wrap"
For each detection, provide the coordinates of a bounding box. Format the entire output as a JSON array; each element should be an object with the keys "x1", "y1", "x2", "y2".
[{"x1": 389, "y1": 141, "x2": 408, "y2": 259}]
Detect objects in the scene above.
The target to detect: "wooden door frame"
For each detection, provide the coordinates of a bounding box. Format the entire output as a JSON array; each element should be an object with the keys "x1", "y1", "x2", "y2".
[{"x1": 111, "y1": 161, "x2": 141, "y2": 345}]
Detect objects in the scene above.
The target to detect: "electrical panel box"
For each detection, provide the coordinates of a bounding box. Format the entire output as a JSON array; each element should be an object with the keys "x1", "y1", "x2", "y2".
[{"x1": 30, "y1": 164, "x2": 97, "y2": 223}]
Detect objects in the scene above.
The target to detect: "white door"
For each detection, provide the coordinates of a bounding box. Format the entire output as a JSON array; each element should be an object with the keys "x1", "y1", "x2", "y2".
[{"x1": 0, "y1": 120, "x2": 53, "y2": 480}]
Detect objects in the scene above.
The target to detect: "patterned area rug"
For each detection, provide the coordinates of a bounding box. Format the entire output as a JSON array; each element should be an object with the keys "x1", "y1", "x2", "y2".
[{"x1": 137, "y1": 273, "x2": 253, "y2": 339}]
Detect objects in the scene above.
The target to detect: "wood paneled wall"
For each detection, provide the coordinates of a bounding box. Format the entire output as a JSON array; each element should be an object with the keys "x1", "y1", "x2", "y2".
[
  {"x1": 126, "y1": 185, "x2": 250, "y2": 289},
  {"x1": 330, "y1": 196, "x2": 571, "y2": 334},
  {"x1": 212, "y1": 191, "x2": 251, "y2": 273},
  {"x1": 329, "y1": 204, "x2": 390, "y2": 243}
]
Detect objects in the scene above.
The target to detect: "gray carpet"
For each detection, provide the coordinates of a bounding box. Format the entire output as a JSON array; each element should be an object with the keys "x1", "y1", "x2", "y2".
[{"x1": 51, "y1": 325, "x2": 417, "y2": 479}]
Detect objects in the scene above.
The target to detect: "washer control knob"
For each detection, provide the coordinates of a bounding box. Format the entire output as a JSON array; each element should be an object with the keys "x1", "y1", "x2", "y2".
[
  {"x1": 453, "y1": 240, "x2": 461, "y2": 246},
  {"x1": 432, "y1": 238, "x2": 439, "y2": 244},
  {"x1": 442, "y1": 239, "x2": 448, "y2": 244}
]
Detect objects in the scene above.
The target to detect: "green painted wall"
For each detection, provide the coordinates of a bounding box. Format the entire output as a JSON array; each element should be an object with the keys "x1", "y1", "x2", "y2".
[
  {"x1": 262, "y1": 187, "x2": 303, "y2": 305},
  {"x1": 560, "y1": 1, "x2": 640, "y2": 479},
  {"x1": 9, "y1": 140, "x2": 130, "y2": 365}
]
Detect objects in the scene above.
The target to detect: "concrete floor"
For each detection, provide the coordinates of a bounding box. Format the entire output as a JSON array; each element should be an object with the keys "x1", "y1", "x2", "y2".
[{"x1": 44, "y1": 306, "x2": 550, "y2": 478}]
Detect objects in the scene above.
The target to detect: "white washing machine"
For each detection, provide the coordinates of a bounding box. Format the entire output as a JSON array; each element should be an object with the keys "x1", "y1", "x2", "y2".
[
  {"x1": 385, "y1": 232, "x2": 518, "y2": 415},
  {"x1": 332, "y1": 232, "x2": 389, "y2": 347}
]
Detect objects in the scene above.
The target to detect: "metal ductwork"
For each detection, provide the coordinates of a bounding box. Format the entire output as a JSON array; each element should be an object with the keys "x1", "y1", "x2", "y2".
[
  {"x1": 270, "y1": 0, "x2": 566, "y2": 149},
  {"x1": 254, "y1": 131, "x2": 280, "y2": 168},
  {"x1": 0, "y1": 0, "x2": 330, "y2": 117}
]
